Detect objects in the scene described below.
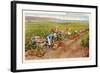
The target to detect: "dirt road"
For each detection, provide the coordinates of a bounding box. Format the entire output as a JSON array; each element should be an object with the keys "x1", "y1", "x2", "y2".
[{"x1": 25, "y1": 30, "x2": 89, "y2": 60}]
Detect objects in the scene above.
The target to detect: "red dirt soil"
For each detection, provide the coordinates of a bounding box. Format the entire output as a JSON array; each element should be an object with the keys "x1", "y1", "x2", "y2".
[{"x1": 25, "y1": 30, "x2": 89, "y2": 60}]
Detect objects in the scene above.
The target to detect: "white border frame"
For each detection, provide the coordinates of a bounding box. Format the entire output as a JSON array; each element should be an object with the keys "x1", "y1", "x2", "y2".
[{"x1": 16, "y1": 3, "x2": 96, "y2": 70}]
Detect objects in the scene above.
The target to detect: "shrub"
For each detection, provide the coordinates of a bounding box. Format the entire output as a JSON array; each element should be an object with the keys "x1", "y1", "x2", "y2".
[{"x1": 81, "y1": 34, "x2": 89, "y2": 48}]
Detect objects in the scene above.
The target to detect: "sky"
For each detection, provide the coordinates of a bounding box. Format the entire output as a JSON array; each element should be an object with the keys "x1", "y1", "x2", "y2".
[{"x1": 25, "y1": 11, "x2": 89, "y2": 21}]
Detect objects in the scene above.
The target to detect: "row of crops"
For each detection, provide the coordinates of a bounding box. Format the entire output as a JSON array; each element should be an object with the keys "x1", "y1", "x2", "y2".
[{"x1": 25, "y1": 21, "x2": 89, "y2": 57}]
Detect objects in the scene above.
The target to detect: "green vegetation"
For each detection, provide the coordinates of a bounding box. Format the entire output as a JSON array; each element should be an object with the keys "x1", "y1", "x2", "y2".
[
  {"x1": 25, "y1": 21, "x2": 88, "y2": 38},
  {"x1": 81, "y1": 33, "x2": 89, "y2": 48},
  {"x1": 25, "y1": 21, "x2": 89, "y2": 51}
]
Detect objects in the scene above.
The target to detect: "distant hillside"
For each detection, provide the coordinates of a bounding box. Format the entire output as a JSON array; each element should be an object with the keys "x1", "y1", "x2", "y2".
[{"x1": 25, "y1": 16, "x2": 89, "y2": 23}]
